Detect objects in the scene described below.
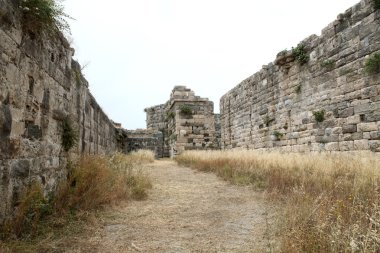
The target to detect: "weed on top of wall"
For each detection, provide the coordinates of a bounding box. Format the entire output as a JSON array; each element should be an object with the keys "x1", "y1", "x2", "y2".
[
  {"x1": 19, "y1": 0, "x2": 71, "y2": 34},
  {"x1": 292, "y1": 44, "x2": 309, "y2": 65}
]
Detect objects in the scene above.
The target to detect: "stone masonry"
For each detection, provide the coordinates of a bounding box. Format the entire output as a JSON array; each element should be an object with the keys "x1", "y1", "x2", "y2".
[
  {"x1": 125, "y1": 129, "x2": 164, "y2": 158},
  {"x1": 145, "y1": 86, "x2": 219, "y2": 157},
  {"x1": 1, "y1": 0, "x2": 380, "y2": 226},
  {"x1": 220, "y1": 0, "x2": 380, "y2": 152},
  {"x1": 0, "y1": 0, "x2": 126, "y2": 223}
]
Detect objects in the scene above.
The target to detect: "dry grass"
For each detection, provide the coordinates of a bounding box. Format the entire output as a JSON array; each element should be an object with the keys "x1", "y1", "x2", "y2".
[
  {"x1": 0, "y1": 150, "x2": 154, "y2": 252},
  {"x1": 55, "y1": 151, "x2": 153, "y2": 212},
  {"x1": 176, "y1": 150, "x2": 380, "y2": 252}
]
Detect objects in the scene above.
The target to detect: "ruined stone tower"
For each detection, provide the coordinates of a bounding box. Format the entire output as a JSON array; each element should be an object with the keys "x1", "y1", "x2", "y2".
[{"x1": 145, "y1": 86, "x2": 220, "y2": 157}]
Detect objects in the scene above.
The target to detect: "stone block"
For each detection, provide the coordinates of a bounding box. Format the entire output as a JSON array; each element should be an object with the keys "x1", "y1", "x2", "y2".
[
  {"x1": 342, "y1": 124, "x2": 357, "y2": 134},
  {"x1": 339, "y1": 141, "x2": 354, "y2": 151},
  {"x1": 354, "y1": 140, "x2": 369, "y2": 150},
  {"x1": 24, "y1": 124, "x2": 42, "y2": 140},
  {"x1": 325, "y1": 142, "x2": 339, "y2": 151},
  {"x1": 325, "y1": 128, "x2": 333, "y2": 136},
  {"x1": 369, "y1": 131, "x2": 380, "y2": 140},
  {"x1": 357, "y1": 122, "x2": 377, "y2": 132},
  {"x1": 52, "y1": 109, "x2": 67, "y2": 121},
  {"x1": 354, "y1": 101, "x2": 380, "y2": 114},
  {"x1": 354, "y1": 103, "x2": 372, "y2": 114},
  {"x1": 332, "y1": 127, "x2": 343, "y2": 134},
  {"x1": 322, "y1": 120, "x2": 336, "y2": 128},
  {"x1": 10, "y1": 121, "x2": 25, "y2": 138},
  {"x1": 366, "y1": 113, "x2": 380, "y2": 122},
  {"x1": 369, "y1": 141, "x2": 380, "y2": 152},
  {"x1": 338, "y1": 107, "x2": 354, "y2": 118},
  {"x1": 11, "y1": 159, "x2": 31, "y2": 178},
  {"x1": 346, "y1": 115, "x2": 361, "y2": 124}
]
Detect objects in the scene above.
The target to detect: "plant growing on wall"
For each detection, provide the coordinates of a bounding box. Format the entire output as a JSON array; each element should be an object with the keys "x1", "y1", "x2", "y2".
[
  {"x1": 74, "y1": 69, "x2": 82, "y2": 86},
  {"x1": 375, "y1": 0, "x2": 380, "y2": 10},
  {"x1": 179, "y1": 104, "x2": 192, "y2": 115},
  {"x1": 166, "y1": 111, "x2": 175, "y2": 120},
  {"x1": 272, "y1": 130, "x2": 284, "y2": 140},
  {"x1": 365, "y1": 52, "x2": 380, "y2": 74},
  {"x1": 61, "y1": 116, "x2": 78, "y2": 152},
  {"x1": 292, "y1": 44, "x2": 309, "y2": 65},
  {"x1": 313, "y1": 110, "x2": 325, "y2": 123},
  {"x1": 295, "y1": 84, "x2": 302, "y2": 94},
  {"x1": 20, "y1": 0, "x2": 71, "y2": 34}
]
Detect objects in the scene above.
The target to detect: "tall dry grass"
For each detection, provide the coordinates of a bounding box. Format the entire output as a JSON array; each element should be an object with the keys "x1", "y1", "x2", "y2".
[
  {"x1": 56, "y1": 151, "x2": 153, "y2": 212},
  {"x1": 176, "y1": 150, "x2": 380, "y2": 252},
  {"x1": 1, "y1": 150, "x2": 154, "y2": 241}
]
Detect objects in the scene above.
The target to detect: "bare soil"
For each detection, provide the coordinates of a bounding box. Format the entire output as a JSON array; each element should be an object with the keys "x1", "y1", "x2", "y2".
[{"x1": 69, "y1": 160, "x2": 275, "y2": 253}]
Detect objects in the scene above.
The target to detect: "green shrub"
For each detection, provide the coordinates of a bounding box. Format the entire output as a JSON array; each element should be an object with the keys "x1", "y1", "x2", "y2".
[
  {"x1": 375, "y1": 0, "x2": 380, "y2": 10},
  {"x1": 365, "y1": 52, "x2": 380, "y2": 74},
  {"x1": 313, "y1": 110, "x2": 325, "y2": 122},
  {"x1": 19, "y1": 0, "x2": 71, "y2": 34},
  {"x1": 272, "y1": 130, "x2": 284, "y2": 140},
  {"x1": 179, "y1": 104, "x2": 192, "y2": 115},
  {"x1": 292, "y1": 44, "x2": 309, "y2": 65},
  {"x1": 61, "y1": 117, "x2": 78, "y2": 152},
  {"x1": 166, "y1": 111, "x2": 175, "y2": 120}
]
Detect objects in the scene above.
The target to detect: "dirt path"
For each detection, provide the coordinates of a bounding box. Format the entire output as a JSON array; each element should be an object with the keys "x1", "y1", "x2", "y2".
[{"x1": 75, "y1": 160, "x2": 274, "y2": 253}]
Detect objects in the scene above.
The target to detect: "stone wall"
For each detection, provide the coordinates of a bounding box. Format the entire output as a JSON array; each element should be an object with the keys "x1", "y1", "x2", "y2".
[
  {"x1": 145, "y1": 104, "x2": 167, "y2": 132},
  {"x1": 166, "y1": 86, "x2": 218, "y2": 156},
  {"x1": 145, "y1": 86, "x2": 220, "y2": 157},
  {"x1": 0, "y1": 0, "x2": 122, "y2": 223},
  {"x1": 220, "y1": 0, "x2": 380, "y2": 152},
  {"x1": 125, "y1": 129, "x2": 164, "y2": 158},
  {"x1": 214, "y1": 114, "x2": 221, "y2": 149}
]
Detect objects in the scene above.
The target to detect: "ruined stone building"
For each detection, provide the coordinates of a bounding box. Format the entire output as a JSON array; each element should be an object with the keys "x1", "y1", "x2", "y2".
[
  {"x1": 144, "y1": 86, "x2": 221, "y2": 157},
  {"x1": 1, "y1": 0, "x2": 380, "y2": 224}
]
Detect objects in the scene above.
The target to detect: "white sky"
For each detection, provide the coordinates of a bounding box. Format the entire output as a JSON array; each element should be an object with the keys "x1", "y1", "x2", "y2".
[{"x1": 63, "y1": 0, "x2": 360, "y2": 129}]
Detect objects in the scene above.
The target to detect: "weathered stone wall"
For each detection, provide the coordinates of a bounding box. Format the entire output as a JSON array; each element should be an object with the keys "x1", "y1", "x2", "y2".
[
  {"x1": 214, "y1": 114, "x2": 221, "y2": 149},
  {"x1": 145, "y1": 103, "x2": 167, "y2": 132},
  {"x1": 145, "y1": 103, "x2": 171, "y2": 157},
  {"x1": 220, "y1": 0, "x2": 380, "y2": 152},
  {"x1": 0, "y1": 0, "x2": 122, "y2": 223},
  {"x1": 125, "y1": 129, "x2": 164, "y2": 158},
  {"x1": 166, "y1": 86, "x2": 218, "y2": 156},
  {"x1": 145, "y1": 86, "x2": 220, "y2": 157}
]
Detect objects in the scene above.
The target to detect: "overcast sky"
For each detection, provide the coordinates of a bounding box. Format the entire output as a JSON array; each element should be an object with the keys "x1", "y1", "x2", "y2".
[{"x1": 63, "y1": 0, "x2": 360, "y2": 129}]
